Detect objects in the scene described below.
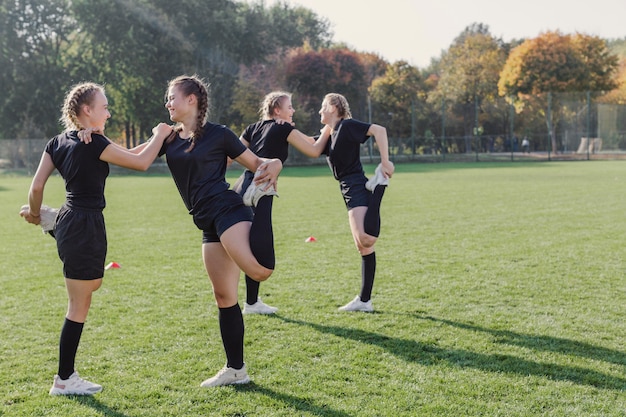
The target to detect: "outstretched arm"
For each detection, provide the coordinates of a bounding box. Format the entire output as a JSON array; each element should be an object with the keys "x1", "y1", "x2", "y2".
[
  {"x1": 78, "y1": 128, "x2": 155, "y2": 154},
  {"x1": 99, "y1": 123, "x2": 173, "y2": 171},
  {"x1": 286, "y1": 124, "x2": 332, "y2": 158}
]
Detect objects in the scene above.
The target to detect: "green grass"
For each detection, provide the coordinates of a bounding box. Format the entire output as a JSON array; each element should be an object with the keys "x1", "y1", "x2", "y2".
[{"x1": 1, "y1": 161, "x2": 625, "y2": 416}]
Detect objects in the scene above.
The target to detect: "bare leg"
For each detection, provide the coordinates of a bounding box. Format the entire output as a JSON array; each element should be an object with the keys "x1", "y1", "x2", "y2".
[
  {"x1": 58, "y1": 278, "x2": 102, "y2": 379},
  {"x1": 202, "y1": 242, "x2": 245, "y2": 369},
  {"x1": 220, "y1": 222, "x2": 273, "y2": 282},
  {"x1": 348, "y1": 208, "x2": 377, "y2": 304}
]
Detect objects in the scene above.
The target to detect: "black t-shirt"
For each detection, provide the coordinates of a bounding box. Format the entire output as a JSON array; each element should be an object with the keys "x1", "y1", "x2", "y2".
[
  {"x1": 45, "y1": 131, "x2": 110, "y2": 210},
  {"x1": 322, "y1": 118, "x2": 371, "y2": 180},
  {"x1": 160, "y1": 123, "x2": 246, "y2": 214},
  {"x1": 240, "y1": 120, "x2": 294, "y2": 164}
]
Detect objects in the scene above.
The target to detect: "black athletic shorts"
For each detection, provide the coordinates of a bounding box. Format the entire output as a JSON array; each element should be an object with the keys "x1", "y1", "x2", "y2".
[
  {"x1": 193, "y1": 190, "x2": 254, "y2": 243},
  {"x1": 339, "y1": 173, "x2": 371, "y2": 210},
  {"x1": 55, "y1": 204, "x2": 107, "y2": 280}
]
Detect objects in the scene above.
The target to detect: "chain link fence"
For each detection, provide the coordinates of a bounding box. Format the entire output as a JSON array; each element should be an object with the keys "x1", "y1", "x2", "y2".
[{"x1": 4, "y1": 93, "x2": 626, "y2": 173}]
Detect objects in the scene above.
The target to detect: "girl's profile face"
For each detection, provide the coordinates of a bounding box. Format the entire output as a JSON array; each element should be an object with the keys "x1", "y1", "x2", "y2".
[
  {"x1": 275, "y1": 97, "x2": 294, "y2": 123},
  {"x1": 86, "y1": 91, "x2": 111, "y2": 131},
  {"x1": 165, "y1": 86, "x2": 192, "y2": 123},
  {"x1": 319, "y1": 99, "x2": 335, "y2": 125}
]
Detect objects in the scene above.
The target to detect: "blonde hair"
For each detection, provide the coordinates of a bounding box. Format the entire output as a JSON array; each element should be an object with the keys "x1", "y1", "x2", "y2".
[
  {"x1": 60, "y1": 82, "x2": 105, "y2": 131},
  {"x1": 166, "y1": 74, "x2": 210, "y2": 152},
  {"x1": 259, "y1": 91, "x2": 291, "y2": 120},
  {"x1": 324, "y1": 93, "x2": 352, "y2": 119}
]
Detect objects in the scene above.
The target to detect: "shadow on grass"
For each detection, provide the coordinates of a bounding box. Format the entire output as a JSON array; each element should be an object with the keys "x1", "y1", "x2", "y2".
[
  {"x1": 276, "y1": 315, "x2": 626, "y2": 391},
  {"x1": 420, "y1": 314, "x2": 626, "y2": 367},
  {"x1": 235, "y1": 383, "x2": 352, "y2": 417},
  {"x1": 71, "y1": 396, "x2": 130, "y2": 417}
]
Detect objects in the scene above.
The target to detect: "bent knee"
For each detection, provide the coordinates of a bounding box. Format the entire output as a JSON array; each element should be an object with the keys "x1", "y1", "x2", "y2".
[
  {"x1": 247, "y1": 267, "x2": 273, "y2": 282},
  {"x1": 359, "y1": 234, "x2": 377, "y2": 248}
]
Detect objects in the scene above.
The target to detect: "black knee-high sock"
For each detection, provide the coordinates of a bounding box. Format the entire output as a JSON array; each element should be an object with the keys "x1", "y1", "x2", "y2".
[
  {"x1": 58, "y1": 318, "x2": 84, "y2": 379},
  {"x1": 364, "y1": 185, "x2": 386, "y2": 237},
  {"x1": 249, "y1": 196, "x2": 275, "y2": 270},
  {"x1": 245, "y1": 275, "x2": 260, "y2": 305},
  {"x1": 218, "y1": 304, "x2": 244, "y2": 369},
  {"x1": 360, "y1": 252, "x2": 376, "y2": 303}
]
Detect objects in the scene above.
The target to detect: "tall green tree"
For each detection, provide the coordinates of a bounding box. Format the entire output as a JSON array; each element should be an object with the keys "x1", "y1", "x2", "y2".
[
  {"x1": 69, "y1": 0, "x2": 198, "y2": 143},
  {"x1": 0, "y1": 0, "x2": 75, "y2": 138},
  {"x1": 429, "y1": 23, "x2": 506, "y2": 150},
  {"x1": 369, "y1": 61, "x2": 426, "y2": 141}
]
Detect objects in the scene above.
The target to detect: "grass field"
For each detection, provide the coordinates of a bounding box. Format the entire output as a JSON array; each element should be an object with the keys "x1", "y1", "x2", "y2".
[{"x1": 1, "y1": 161, "x2": 625, "y2": 416}]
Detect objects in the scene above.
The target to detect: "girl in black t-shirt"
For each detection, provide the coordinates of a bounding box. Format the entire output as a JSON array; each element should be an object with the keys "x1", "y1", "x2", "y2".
[
  {"x1": 20, "y1": 82, "x2": 172, "y2": 395},
  {"x1": 160, "y1": 75, "x2": 285, "y2": 387},
  {"x1": 236, "y1": 91, "x2": 331, "y2": 315},
  {"x1": 318, "y1": 93, "x2": 394, "y2": 313}
]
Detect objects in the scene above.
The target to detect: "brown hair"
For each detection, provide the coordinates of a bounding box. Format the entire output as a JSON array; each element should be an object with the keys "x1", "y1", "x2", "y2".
[
  {"x1": 259, "y1": 91, "x2": 291, "y2": 120},
  {"x1": 324, "y1": 93, "x2": 352, "y2": 119},
  {"x1": 166, "y1": 74, "x2": 210, "y2": 152},
  {"x1": 60, "y1": 82, "x2": 105, "y2": 131}
]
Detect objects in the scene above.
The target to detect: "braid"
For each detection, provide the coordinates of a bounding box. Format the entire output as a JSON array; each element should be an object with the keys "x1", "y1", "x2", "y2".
[
  {"x1": 324, "y1": 93, "x2": 352, "y2": 119},
  {"x1": 260, "y1": 91, "x2": 291, "y2": 120},
  {"x1": 60, "y1": 83, "x2": 104, "y2": 131},
  {"x1": 167, "y1": 75, "x2": 210, "y2": 152}
]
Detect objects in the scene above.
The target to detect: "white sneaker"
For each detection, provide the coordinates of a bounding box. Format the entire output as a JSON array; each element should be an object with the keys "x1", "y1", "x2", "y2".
[
  {"x1": 20, "y1": 204, "x2": 58, "y2": 234},
  {"x1": 200, "y1": 364, "x2": 250, "y2": 387},
  {"x1": 39, "y1": 205, "x2": 58, "y2": 233},
  {"x1": 242, "y1": 171, "x2": 278, "y2": 207},
  {"x1": 365, "y1": 164, "x2": 389, "y2": 191},
  {"x1": 49, "y1": 372, "x2": 102, "y2": 395},
  {"x1": 243, "y1": 298, "x2": 278, "y2": 315},
  {"x1": 338, "y1": 295, "x2": 374, "y2": 312}
]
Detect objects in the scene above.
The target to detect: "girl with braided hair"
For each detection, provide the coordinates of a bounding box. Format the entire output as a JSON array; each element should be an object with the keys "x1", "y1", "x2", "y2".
[
  {"x1": 318, "y1": 93, "x2": 394, "y2": 312},
  {"x1": 20, "y1": 82, "x2": 173, "y2": 395},
  {"x1": 159, "y1": 75, "x2": 286, "y2": 387},
  {"x1": 235, "y1": 91, "x2": 331, "y2": 315}
]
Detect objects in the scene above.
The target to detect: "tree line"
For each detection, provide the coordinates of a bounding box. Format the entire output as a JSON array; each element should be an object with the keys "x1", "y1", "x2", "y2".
[{"x1": 1, "y1": 0, "x2": 625, "y2": 153}]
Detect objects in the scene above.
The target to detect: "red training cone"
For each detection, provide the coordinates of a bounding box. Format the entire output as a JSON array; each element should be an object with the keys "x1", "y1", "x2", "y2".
[
  {"x1": 305, "y1": 236, "x2": 317, "y2": 243},
  {"x1": 105, "y1": 261, "x2": 121, "y2": 270}
]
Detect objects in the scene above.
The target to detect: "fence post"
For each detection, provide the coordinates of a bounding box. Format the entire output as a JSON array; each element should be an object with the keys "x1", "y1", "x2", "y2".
[
  {"x1": 474, "y1": 96, "x2": 479, "y2": 162},
  {"x1": 586, "y1": 91, "x2": 591, "y2": 161},
  {"x1": 441, "y1": 97, "x2": 446, "y2": 162},
  {"x1": 547, "y1": 92, "x2": 552, "y2": 161}
]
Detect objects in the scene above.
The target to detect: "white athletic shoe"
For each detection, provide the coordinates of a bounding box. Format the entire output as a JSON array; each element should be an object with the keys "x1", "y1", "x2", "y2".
[
  {"x1": 49, "y1": 372, "x2": 102, "y2": 395},
  {"x1": 242, "y1": 171, "x2": 278, "y2": 207},
  {"x1": 39, "y1": 205, "x2": 58, "y2": 233},
  {"x1": 365, "y1": 164, "x2": 389, "y2": 191},
  {"x1": 21, "y1": 204, "x2": 58, "y2": 234},
  {"x1": 338, "y1": 295, "x2": 374, "y2": 312},
  {"x1": 243, "y1": 298, "x2": 278, "y2": 315},
  {"x1": 200, "y1": 364, "x2": 250, "y2": 388}
]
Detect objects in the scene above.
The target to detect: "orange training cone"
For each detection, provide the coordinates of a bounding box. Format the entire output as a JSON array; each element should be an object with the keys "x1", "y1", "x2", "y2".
[{"x1": 305, "y1": 236, "x2": 317, "y2": 243}]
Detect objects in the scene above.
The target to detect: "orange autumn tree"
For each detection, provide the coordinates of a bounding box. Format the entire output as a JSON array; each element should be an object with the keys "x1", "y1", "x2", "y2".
[
  {"x1": 597, "y1": 58, "x2": 626, "y2": 105},
  {"x1": 498, "y1": 31, "x2": 619, "y2": 153}
]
